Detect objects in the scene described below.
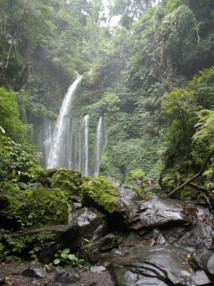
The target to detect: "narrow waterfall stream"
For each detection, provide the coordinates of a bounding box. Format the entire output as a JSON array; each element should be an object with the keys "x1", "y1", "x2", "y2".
[
  {"x1": 83, "y1": 114, "x2": 89, "y2": 176},
  {"x1": 47, "y1": 76, "x2": 82, "y2": 169},
  {"x1": 94, "y1": 116, "x2": 103, "y2": 177}
]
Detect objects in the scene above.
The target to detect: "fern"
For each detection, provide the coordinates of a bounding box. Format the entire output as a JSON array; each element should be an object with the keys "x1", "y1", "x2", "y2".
[{"x1": 193, "y1": 109, "x2": 214, "y2": 151}]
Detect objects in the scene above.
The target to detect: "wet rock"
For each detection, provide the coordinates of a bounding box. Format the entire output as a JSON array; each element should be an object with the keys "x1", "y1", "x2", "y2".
[
  {"x1": 68, "y1": 207, "x2": 107, "y2": 242},
  {"x1": 4, "y1": 224, "x2": 82, "y2": 264},
  {"x1": 78, "y1": 234, "x2": 119, "y2": 263},
  {"x1": 171, "y1": 207, "x2": 214, "y2": 250},
  {"x1": 22, "y1": 266, "x2": 48, "y2": 279},
  {"x1": 73, "y1": 202, "x2": 82, "y2": 209},
  {"x1": 109, "y1": 245, "x2": 212, "y2": 286},
  {"x1": 55, "y1": 269, "x2": 80, "y2": 284},
  {"x1": 73, "y1": 195, "x2": 82, "y2": 203},
  {"x1": 122, "y1": 199, "x2": 214, "y2": 252},
  {"x1": 90, "y1": 266, "x2": 106, "y2": 273},
  {"x1": 4, "y1": 208, "x2": 107, "y2": 264},
  {"x1": 128, "y1": 196, "x2": 193, "y2": 232},
  {"x1": 191, "y1": 250, "x2": 214, "y2": 278},
  {"x1": 114, "y1": 185, "x2": 142, "y2": 214}
]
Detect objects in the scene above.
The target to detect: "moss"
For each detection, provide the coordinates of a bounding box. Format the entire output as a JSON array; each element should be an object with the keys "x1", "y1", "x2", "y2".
[
  {"x1": 82, "y1": 175, "x2": 92, "y2": 183},
  {"x1": 81, "y1": 177, "x2": 117, "y2": 213},
  {"x1": 51, "y1": 168, "x2": 83, "y2": 195},
  {"x1": 0, "y1": 187, "x2": 69, "y2": 230},
  {"x1": 6, "y1": 231, "x2": 55, "y2": 260},
  {"x1": 34, "y1": 168, "x2": 58, "y2": 187}
]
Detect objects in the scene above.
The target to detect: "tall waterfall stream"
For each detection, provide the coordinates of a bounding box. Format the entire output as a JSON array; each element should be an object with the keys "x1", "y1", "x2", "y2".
[{"x1": 41, "y1": 77, "x2": 106, "y2": 176}]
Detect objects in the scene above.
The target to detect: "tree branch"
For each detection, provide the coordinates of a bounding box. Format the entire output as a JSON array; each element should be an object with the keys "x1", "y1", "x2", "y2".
[{"x1": 166, "y1": 151, "x2": 214, "y2": 198}]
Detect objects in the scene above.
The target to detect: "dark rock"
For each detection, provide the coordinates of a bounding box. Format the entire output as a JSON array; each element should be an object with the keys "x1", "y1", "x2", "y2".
[
  {"x1": 22, "y1": 267, "x2": 48, "y2": 279},
  {"x1": 69, "y1": 207, "x2": 107, "y2": 242},
  {"x1": 109, "y1": 245, "x2": 212, "y2": 286},
  {"x1": 89, "y1": 282, "x2": 97, "y2": 286},
  {"x1": 114, "y1": 185, "x2": 142, "y2": 214},
  {"x1": 0, "y1": 278, "x2": 5, "y2": 286},
  {"x1": 191, "y1": 250, "x2": 214, "y2": 278},
  {"x1": 4, "y1": 224, "x2": 82, "y2": 264},
  {"x1": 128, "y1": 196, "x2": 193, "y2": 232},
  {"x1": 121, "y1": 198, "x2": 214, "y2": 252},
  {"x1": 159, "y1": 206, "x2": 214, "y2": 250},
  {"x1": 55, "y1": 269, "x2": 80, "y2": 284},
  {"x1": 78, "y1": 234, "x2": 119, "y2": 263},
  {"x1": 207, "y1": 253, "x2": 214, "y2": 277},
  {"x1": 73, "y1": 195, "x2": 82, "y2": 203},
  {"x1": 4, "y1": 208, "x2": 107, "y2": 264},
  {"x1": 73, "y1": 202, "x2": 82, "y2": 209}
]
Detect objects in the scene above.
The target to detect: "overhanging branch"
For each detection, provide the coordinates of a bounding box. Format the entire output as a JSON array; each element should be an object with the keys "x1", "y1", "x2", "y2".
[{"x1": 166, "y1": 151, "x2": 214, "y2": 198}]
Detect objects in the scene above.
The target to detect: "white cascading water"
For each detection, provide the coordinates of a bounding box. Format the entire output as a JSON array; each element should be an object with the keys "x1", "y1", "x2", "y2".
[
  {"x1": 78, "y1": 117, "x2": 83, "y2": 172},
  {"x1": 94, "y1": 116, "x2": 103, "y2": 177},
  {"x1": 42, "y1": 118, "x2": 53, "y2": 169},
  {"x1": 83, "y1": 114, "x2": 89, "y2": 176},
  {"x1": 47, "y1": 76, "x2": 82, "y2": 169}
]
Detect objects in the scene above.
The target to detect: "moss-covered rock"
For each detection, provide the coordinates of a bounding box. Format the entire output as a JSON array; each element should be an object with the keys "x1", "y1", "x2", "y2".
[
  {"x1": 50, "y1": 168, "x2": 83, "y2": 195},
  {"x1": 81, "y1": 177, "x2": 117, "y2": 213},
  {"x1": 33, "y1": 168, "x2": 58, "y2": 187},
  {"x1": 0, "y1": 187, "x2": 69, "y2": 230}
]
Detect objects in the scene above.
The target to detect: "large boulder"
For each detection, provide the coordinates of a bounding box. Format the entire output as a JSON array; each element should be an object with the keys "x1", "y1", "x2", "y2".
[
  {"x1": 3, "y1": 207, "x2": 107, "y2": 264},
  {"x1": 123, "y1": 196, "x2": 214, "y2": 251},
  {"x1": 78, "y1": 233, "x2": 119, "y2": 263},
  {"x1": 108, "y1": 245, "x2": 212, "y2": 286},
  {"x1": 128, "y1": 196, "x2": 193, "y2": 232}
]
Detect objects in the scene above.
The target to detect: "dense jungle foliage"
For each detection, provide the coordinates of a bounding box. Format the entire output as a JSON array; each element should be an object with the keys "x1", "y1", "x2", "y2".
[{"x1": 1, "y1": 0, "x2": 214, "y2": 208}]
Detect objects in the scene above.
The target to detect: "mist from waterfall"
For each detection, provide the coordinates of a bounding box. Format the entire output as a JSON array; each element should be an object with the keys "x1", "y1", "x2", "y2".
[{"x1": 47, "y1": 76, "x2": 82, "y2": 168}]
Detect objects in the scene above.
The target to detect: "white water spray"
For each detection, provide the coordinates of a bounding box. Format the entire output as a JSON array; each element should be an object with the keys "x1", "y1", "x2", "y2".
[{"x1": 47, "y1": 76, "x2": 82, "y2": 168}]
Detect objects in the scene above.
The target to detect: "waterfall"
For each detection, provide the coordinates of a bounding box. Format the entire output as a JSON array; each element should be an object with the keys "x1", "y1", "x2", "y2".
[
  {"x1": 47, "y1": 76, "x2": 82, "y2": 169},
  {"x1": 78, "y1": 117, "x2": 83, "y2": 172},
  {"x1": 83, "y1": 114, "x2": 89, "y2": 176},
  {"x1": 42, "y1": 118, "x2": 54, "y2": 169},
  {"x1": 94, "y1": 116, "x2": 103, "y2": 177}
]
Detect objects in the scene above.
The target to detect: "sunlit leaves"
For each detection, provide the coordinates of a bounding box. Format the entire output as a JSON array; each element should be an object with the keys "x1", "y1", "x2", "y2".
[{"x1": 193, "y1": 110, "x2": 214, "y2": 151}]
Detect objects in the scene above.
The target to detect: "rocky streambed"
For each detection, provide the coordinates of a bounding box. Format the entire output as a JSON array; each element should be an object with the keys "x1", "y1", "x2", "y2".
[{"x1": 1, "y1": 178, "x2": 214, "y2": 285}]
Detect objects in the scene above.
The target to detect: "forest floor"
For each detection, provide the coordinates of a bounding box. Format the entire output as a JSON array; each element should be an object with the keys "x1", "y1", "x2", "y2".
[{"x1": 0, "y1": 261, "x2": 115, "y2": 286}]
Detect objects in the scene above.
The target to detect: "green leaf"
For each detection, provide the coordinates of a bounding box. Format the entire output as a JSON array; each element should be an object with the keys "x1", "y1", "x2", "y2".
[
  {"x1": 53, "y1": 258, "x2": 60, "y2": 265},
  {"x1": 63, "y1": 248, "x2": 70, "y2": 253},
  {"x1": 68, "y1": 254, "x2": 76, "y2": 260},
  {"x1": 61, "y1": 252, "x2": 68, "y2": 259}
]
